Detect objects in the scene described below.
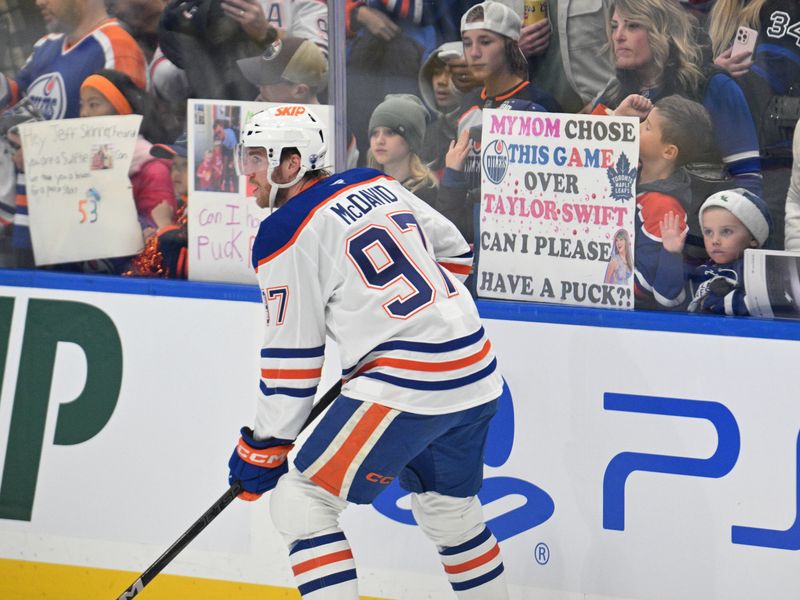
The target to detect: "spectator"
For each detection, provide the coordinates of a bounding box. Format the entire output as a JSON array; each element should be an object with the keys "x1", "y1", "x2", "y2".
[
  {"x1": 417, "y1": 41, "x2": 468, "y2": 173},
  {"x1": 0, "y1": 0, "x2": 145, "y2": 119},
  {"x1": 520, "y1": 0, "x2": 615, "y2": 114},
  {"x1": 158, "y1": 0, "x2": 326, "y2": 100},
  {"x1": 708, "y1": 0, "x2": 800, "y2": 247},
  {"x1": 632, "y1": 94, "x2": 714, "y2": 311},
  {"x1": 784, "y1": 121, "x2": 800, "y2": 250},
  {"x1": 126, "y1": 133, "x2": 190, "y2": 278},
  {"x1": 678, "y1": 188, "x2": 773, "y2": 315},
  {"x1": 0, "y1": 0, "x2": 146, "y2": 264},
  {"x1": 238, "y1": 36, "x2": 328, "y2": 103},
  {"x1": 108, "y1": 0, "x2": 190, "y2": 131},
  {"x1": 436, "y1": 1, "x2": 559, "y2": 245},
  {"x1": 595, "y1": 0, "x2": 763, "y2": 201},
  {"x1": 346, "y1": 1, "x2": 444, "y2": 60},
  {"x1": 345, "y1": 1, "x2": 435, "y2": 162},
  {"x1": 0, "y1": 101, "x2": 42, "y2": 268},
  {"x1": 367, "y1": 94, "x2": 438, "y2": 205},
  {"x1": 79, "y1": 69, "x2": 176, "y2": 232},
  {"x1": 238, "y1": 36, "x2": 360, "y2": 169}
]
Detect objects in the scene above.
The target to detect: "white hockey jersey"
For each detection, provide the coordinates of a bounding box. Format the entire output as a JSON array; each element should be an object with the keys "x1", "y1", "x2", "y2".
[{"x1": 252, "y1": 168, "x2": 503, "y2": 440}]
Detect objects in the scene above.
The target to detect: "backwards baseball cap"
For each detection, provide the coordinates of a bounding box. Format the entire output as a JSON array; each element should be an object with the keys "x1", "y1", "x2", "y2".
[
  {"x1": 151, "y1": 131, "x2": 188, "y2": 159},
  {"x1": 237, "y1": 37, "x2": 328, "y2": 89},
  {"x1": 699, "y1": 188, "x2": 773, "y2": 247},
  {"x1": 461, "y1": 1, "x2": 522, "y2": 41}
]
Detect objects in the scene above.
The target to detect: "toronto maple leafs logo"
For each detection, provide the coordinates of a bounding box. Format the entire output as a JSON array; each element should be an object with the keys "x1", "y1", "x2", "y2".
[{"x1": 606, "y1": 152, "x2": 637, "y2": 201}]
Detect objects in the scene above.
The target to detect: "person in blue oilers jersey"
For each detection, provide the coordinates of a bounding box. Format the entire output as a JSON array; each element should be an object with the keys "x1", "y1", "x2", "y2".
[{"x1": 226, "y1": 104, "x2": 509, "y2": 599}]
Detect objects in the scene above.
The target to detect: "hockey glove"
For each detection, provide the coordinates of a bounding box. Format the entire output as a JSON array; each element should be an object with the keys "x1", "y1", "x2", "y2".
[
  {"x1": 228, "y1": 427, "x2": 294, "y2": 501},
  {"x1": 688, "y1": 275, "x2": 737, "y2": 312}
]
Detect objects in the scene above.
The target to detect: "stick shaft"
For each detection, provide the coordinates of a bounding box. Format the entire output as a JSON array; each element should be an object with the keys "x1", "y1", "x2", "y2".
[{"x1": 116, "y1": 380, "x2": 341, "y2": 599}]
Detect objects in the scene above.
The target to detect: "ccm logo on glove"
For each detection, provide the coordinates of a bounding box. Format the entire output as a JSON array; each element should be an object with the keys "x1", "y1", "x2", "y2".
[{"x1": 236, "y1": 441, "x2": 291, "y2": 466}]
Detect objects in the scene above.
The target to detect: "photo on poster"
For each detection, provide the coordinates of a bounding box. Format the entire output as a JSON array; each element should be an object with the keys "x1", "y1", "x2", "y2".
[
  {"x1": 187, "y1": 99, "x2": 336, "y2": 284},
  {"x1": 192, "y1": 103, "x2": 241, "y2": 194},
  {"x1": 90, "y1": 144, "x2": 114, "y2": 170}
]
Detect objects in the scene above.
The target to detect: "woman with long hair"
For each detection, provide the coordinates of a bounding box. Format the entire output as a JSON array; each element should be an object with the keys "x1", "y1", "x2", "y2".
[
  {"x1": 366, "y1": 94, "x2": 438, "y2": 206},
  {"x1": 595, "y1": 0, "x2": 763, "y2": 214},
  {"x1": 604, "y1": 229, "x2": 634, "y2": 284},
  {"x1": 707, "y1": 0, "x2": 800, "y2": 247},
  {"x1": 602, "y1": 0, "x2": 705, "y2": 104}
]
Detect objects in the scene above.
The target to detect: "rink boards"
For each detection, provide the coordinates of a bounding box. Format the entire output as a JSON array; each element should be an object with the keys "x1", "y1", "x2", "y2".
[{"x1": 0, "y1": 270, "x2": 798, "y2": 600}]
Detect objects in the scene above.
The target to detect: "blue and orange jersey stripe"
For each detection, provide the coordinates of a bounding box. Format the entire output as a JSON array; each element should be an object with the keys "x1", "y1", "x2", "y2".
[
  {"x1": 309, "y1": 403, "x2": 393, "y2": 497},
  {"x1": 255, "y1": 172, "x2": 387, "y2": 270}
]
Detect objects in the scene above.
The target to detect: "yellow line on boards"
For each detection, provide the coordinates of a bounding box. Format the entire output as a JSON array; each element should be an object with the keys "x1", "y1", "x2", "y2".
[{"x1": 0, "y1": 559, "x2": 384, "y2": 599}]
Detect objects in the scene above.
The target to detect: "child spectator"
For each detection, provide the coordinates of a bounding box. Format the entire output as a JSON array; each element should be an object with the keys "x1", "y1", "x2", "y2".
[
  {"x1": 437, "y1": 0, "x2": 560, "y2": 244},
  {"x1": 367, "y1": 94, "x2": 438, "y2": 205},
  {"x1": 79, "y1": 69, "x2": 176, "y2": 231},
  {"x1": 677, "y1": 188, "x2": 772, "y2": 315},
  {"x1": 126, "y1": 133, "x2": 190, "y2": 278},
  {"x1": 633, "y1": 94, "x2": 714, "y2": 310},
  {"x1": 418, "y1": 42, "x2": 464, "y2": 174}
]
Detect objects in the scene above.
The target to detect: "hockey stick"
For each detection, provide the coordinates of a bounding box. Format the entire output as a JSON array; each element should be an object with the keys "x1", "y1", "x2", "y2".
[{"x1": 116, "y1": 379, "x2": 342, "y2": 599}]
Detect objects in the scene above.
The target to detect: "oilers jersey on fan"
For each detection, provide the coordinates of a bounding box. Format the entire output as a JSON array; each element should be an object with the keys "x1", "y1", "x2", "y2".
[
  {"x1": 3, "y1": 18, "x2": 145, "y2": 119},
  {"x1": 251, "y1": 168, "x2": 503, "y2": 440}
]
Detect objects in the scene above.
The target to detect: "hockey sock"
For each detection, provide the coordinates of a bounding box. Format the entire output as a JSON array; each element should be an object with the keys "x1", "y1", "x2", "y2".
[
  {"x1": 439, "y1": 526, "x2": 508, "y2": 599},
  {"x1": 289, "y1": 530, "x2": 359, "y2": 599}
]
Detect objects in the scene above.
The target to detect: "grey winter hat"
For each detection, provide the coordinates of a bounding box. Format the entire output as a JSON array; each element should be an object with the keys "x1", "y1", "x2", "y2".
[
  {"x1": 368, "y1": 94, "x2": 430, "y2": 156},
  {"x1": 699, "y1": 188, "x2": 773, "y2": 247},
  {"x1": 461, "y1": 1, "x2": 522, "y2": 41}
]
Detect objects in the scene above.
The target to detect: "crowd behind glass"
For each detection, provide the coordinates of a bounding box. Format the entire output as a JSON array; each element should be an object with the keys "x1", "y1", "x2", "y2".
[{"x1": 0, "y1": 0, "x2": 798, "y2": 318}]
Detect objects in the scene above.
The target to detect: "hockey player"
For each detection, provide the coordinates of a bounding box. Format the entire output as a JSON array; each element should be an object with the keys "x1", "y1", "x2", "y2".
[{"x1": 226, "y1": 105, "x2": 510, "y2": 599}]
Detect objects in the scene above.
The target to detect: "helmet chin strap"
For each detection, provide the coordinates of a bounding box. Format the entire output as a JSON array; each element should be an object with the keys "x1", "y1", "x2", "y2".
[{"x1": 266, "y1": 164, "x2": 307, "y2": 213}]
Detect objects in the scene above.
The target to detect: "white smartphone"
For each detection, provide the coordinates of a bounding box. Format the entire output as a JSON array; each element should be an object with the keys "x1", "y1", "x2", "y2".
[{"x1": 731, "y1": 26, "x2": 758, "y2": 56}]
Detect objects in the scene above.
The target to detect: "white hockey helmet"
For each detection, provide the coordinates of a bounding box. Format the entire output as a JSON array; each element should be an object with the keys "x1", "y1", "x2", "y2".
[{"x1": 235, "y1": 104, "x2": 328, "y2": 192}]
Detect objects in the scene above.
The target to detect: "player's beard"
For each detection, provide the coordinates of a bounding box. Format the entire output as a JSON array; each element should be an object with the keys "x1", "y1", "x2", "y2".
[{"x1": 45, "y1": 0, "x2": 82, "y2": 33}]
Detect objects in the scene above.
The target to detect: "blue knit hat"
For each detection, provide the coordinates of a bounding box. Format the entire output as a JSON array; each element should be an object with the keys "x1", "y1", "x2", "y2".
[{"x1": 699, "y1": 188, "x2": 773, "y2": 247}]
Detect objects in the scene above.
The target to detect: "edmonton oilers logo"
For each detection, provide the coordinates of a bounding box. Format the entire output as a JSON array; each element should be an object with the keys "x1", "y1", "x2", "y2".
[{"x1": 482, "y1": 139, "x2": 509, "y2": 185}]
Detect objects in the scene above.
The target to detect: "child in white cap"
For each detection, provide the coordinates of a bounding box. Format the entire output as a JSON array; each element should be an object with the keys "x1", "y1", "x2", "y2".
[{"x1": 684, "y1": 188, "x2": 773, "y2": 314}]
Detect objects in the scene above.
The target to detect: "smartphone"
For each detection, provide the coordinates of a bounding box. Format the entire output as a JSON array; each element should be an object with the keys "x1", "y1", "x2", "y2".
[{"x1": 731, "y1": 26, "x2": 758, "y2": 56}]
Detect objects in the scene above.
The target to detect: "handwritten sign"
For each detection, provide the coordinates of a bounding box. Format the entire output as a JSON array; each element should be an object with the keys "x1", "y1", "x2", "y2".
[
  {"x1": 18, "y1": 115, "x2": 143, "y2": 266},
  {"x1": 477, "y1": 110, "x2": 639, "y2": 309},
  {"x1": 187, "y1": 100, "x2": 335, "y2": 284}
]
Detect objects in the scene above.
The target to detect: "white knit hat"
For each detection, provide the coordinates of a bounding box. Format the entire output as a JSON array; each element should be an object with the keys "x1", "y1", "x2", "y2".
[
  {"x1": 699, "y1": 188, "x2": 773, "y2": 247},
  {"x1": 461, "y1": 1, "x2": 522, "y2": 41}
]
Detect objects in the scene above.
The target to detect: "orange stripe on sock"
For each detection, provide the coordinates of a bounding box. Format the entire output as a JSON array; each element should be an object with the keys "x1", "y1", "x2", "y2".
[
  {"x1": 292, "y1": 549, "x2": 354, "y2": 576},
  {"x1": 310, "y1": 404, "x2": 392, "y2": 496},
  {"x1": 261, "y1": 367, "x2": 322, "y2": 379},
  {"x1": 356, "y1": 340, "x2": 491, "y2": 376},
  {"x1": 443, "y1": 543, "x2": 500, "y2": 574}
]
